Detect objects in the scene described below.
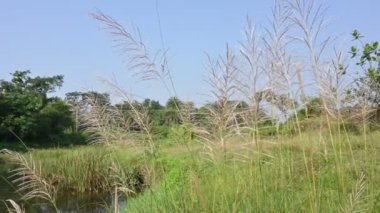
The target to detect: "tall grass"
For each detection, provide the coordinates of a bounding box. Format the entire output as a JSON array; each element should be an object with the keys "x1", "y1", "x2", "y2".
[
  {"x1": 1, "y1": 146, "x2": 160, "y2": 212},
  {"x1": 3, "y1": 199, "x2": 25, "y2": 213},
  {"x1": 28, "y1": 146, "x2": 149, "y2": 195},
  {"x1": 3, "y1": 0, "x2": 380, "y2": 212},
  {"x1": 114, "y1": 0, "x2": 379, "y2": 212},
  {"x1": 123, "y1": 131, "x2": 379, "y2": 212},
  {"x1": 1, "y1": 149, "x2": 59, "y2": 212},
  {"x1": 3, "y1": 124, "x2": 379, "y2": 212}
]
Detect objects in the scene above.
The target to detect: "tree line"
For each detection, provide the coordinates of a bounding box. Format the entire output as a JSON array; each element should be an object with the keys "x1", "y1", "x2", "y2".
[
  {"x1": 1, "y1": 31, "x2": 379, "y2": 147},
  {"x1": 0, "y1": 71, "x2": 262, "y2": 146}
]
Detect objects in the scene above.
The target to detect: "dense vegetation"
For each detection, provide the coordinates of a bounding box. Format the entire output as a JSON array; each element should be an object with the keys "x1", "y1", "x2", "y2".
[
  {"x1": 1, "y1": 0, "x2": 380, "y2": 212},
  {"x1": 0, "y1": 71, "x2": 216, "y2": 147},
  {"x1": 0, "y1": 71, "x2": 76, "y2": 147}
]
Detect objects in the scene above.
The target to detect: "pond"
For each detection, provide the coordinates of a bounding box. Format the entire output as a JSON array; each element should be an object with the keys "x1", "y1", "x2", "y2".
[{"x1": 0, "y1": 160, "x2": 126, "y2": 213}]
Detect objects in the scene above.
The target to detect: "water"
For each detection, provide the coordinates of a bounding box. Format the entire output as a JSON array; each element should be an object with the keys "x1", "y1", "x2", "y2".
[{"x1": 0, "y1": 159, "x2": 126, "y2": 213}]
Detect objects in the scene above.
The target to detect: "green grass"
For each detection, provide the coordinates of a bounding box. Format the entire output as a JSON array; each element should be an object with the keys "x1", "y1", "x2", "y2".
[
  {"x1": 124, "y1": 131, "x2": 380, "y2": 212},
  {"x1": 2, "y1": 129, "x2": 380, "y2": 212},
  {"x1": 24, "y1": 146, "x2": 149, "y2": 195}
]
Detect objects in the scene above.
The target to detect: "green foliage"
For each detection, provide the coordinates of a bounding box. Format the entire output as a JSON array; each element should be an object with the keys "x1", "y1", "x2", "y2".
[
  {"x1": 164, "y1": 97, "x2": 183, "y2": 125},
  {"x1": 163, "y1": 109, "x2": 182, "y2": 125},
  {"x1": 297, "y1": 97, "x2": 324, "y2": 119},
  {"x1": 34, "y1": 100, "x2": 74, "y2": 141},
  {"x1": 151, "y1": 124, "x2": 170, "y2": 139},
  {"x1": 125, "y1": 131, "x2": 380, "y2": 212},
  {"x1": 350, "y1": 30, "x2": 380, "y2": 106},
  {"x1": 23, "y1": 146, "x2": 147, "y2": 194},
  {"x1": 142, "y1": 98, "x2": 163, "y2": 110},
  {"x1": 65, "y1": 91, "x2": 110, "y2": 107},
  {"x1": 165, "y1": 97, "x2": 182, "y2": 110},
  {"x1": 0, "y1": 71, "x2": 74, "y2": 144},
  {"x1": 167, "y1": 124, "x2": 195, "y2": 144},
  {"x1": 159, "y1": 156, "x2": 189, "y2": 190},
  {"x1": 142, "y1": 98, "x2": 165, "y2": 127},
  {"x1": 3, "y1": 119, "x2": 380, "y2": 212}
]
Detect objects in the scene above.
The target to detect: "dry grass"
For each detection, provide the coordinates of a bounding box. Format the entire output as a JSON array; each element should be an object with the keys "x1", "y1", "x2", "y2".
[
  {"x1": 1, "y1": 150, "x2": 58, "y2": 212},
  {"x1": 203, "y1": 45, "x2": 240, "y2": 146},
  {"x1": 90, "y1": 11, "x2": 169, "y2": 82},
  {"x1": 3, "y1": 199, "x2": 25, "y2": 213},
  {"x1": 100, "y1": 78, "x2": 157, "y2": 155},
  {"x1": 80, "y1": 92, "x2": 131, "y2": 146},
  {"x1": 341, "y1": 172, "x2": 367, "y2": 213},
  {"x1": 3, "y1": 0, "x2": 379, "y2": 212}
]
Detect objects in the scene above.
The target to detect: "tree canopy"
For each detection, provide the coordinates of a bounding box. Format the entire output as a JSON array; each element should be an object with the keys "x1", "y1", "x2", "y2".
[{"x1": 0, "y1": 71, "x2": 73, "y2": 144}]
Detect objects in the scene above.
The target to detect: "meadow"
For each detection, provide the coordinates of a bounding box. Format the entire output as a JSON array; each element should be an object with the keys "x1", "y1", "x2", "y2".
[
  {"x1": 1, "y1": 0, "x2": 380, "y2": 212},
  {"x1": 1, "y1": 118, "x2": 380, "y2": 212}
]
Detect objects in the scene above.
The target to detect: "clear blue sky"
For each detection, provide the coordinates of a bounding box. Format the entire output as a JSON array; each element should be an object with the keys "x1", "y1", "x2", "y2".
[{"x1": 1, "y1": 0, "x2": 379, "y2": 105}]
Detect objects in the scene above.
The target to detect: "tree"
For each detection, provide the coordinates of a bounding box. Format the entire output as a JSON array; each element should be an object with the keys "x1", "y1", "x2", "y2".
[
  {"x1": 350, "y1": 30, "x2": 380, "y2": 107},
  {"x1": 142, "y1": 99, "x2": 163, "y2": 110},
  {"x1": 164, "y1": 97, "x2": 183, "y2": 125},
  {"x1": 141, "y1": 98, "x2": 165, "y2": 126},
  {"x1": 165, "y1": 97, "x2": 182, "y2": 110},
  {"x1": 35, "y1": 100, "x2": 74, "y2": 141},
  {"x1": 0, "y1": 71, "x2": 72, "y2": 143},
  {"x1": 65, "y1": 91, "x2": 111, "y2": 131}
]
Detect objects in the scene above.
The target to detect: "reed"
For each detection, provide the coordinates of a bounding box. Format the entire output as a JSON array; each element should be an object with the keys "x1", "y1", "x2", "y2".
[
  {"x1": 3, "y1": 0, "x2": 379, "y2": 212},
  {"x1": 3, "y1": 199, "x2": 24, "y2": 213},
  {"x1": 1, "y1": 150, "x2": 59, "y2": 212}
]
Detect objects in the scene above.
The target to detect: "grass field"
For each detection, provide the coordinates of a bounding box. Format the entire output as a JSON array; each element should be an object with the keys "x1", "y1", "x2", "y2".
[
  {"x1": 2, "y1": 126, "x2": 379, "y2": 212},
  {"x1": 1, "y1": 0, "x2": 380, "y2": 211}
]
